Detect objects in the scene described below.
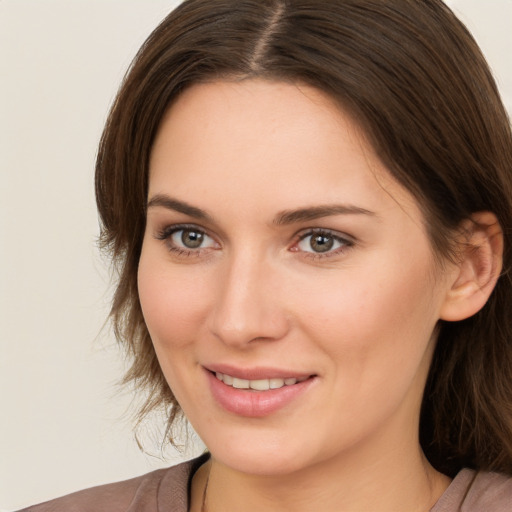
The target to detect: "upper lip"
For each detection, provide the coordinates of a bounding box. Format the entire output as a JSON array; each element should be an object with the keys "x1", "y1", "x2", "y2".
[{"x1": 204, "y1": 364, "x2": 314, "y2": 381}]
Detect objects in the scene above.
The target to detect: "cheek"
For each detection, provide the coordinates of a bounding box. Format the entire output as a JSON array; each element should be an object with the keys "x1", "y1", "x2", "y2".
[
  {"x1": 295, "y1": 253, "x2": 440, "y2": 378},
  {"x1": 137, "y1": 252, "x2": 212, "y2": 351},
  {"x1": 290, "y1": 257, "x2": 441, "y2": 442},
  {"x1": 137, "y1": 250, "x2": 216, "y2": 408}
]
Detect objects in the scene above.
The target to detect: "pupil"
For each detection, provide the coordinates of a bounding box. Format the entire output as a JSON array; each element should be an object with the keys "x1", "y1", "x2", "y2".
[
  {"x1": 182, "y1": 230, "x2": 203, "y2": 249},
  {"x1": 311, "y1": 234, "x2": 333, "y2": 253}
]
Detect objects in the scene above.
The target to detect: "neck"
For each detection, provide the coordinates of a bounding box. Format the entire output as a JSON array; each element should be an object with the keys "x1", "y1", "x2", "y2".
[{"x1": 201, "y1": 455, "x2": 447, "y2": 512}]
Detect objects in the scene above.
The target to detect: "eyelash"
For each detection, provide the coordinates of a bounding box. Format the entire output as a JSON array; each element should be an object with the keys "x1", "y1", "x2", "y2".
[
  {"x1": 154, "y1": 224, "x2": 354, "y2": 260},
  {"x1": 293, "y1": 228, "x2": 354, "y2": 260},
  {"x1": 155, "y1": 224, "x2": 218, "y2": 258}
]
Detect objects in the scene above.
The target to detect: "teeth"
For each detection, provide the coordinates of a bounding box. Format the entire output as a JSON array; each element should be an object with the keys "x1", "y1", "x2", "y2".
[
  {"x1": 250, "y1": 379, "x2": 270, "y2": 391},
  {"x1": 270, "y1": 378, "x2": 285, "y2": 389},
  {"x1": 215, "y1": 372, "x2": 308, "y2": 390},
  {"x1": 232, "y1": 377, "x2": 250, "y2": 389}
]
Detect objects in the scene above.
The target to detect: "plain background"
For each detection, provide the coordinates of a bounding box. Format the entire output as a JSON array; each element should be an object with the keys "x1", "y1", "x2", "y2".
[{"x1": 1, "y1": 0, "x2": 511, "y2": 509}]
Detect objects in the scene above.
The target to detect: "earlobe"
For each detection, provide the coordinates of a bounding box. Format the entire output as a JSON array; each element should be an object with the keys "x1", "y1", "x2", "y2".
[{"x1": 440, "y1": 212, "x2": 503, "y2": 322}]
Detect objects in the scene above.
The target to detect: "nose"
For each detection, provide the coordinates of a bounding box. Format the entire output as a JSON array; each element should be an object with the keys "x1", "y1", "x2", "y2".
[{"x1": 208, "y1": 250, "x2": 290, "y2": 347}]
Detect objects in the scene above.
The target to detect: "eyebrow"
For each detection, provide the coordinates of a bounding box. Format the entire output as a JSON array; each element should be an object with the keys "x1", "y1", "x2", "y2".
[
  {"x1": 274, "y1": 204, "x2": 376, "y2": 225},
  {"x1": 147, "y1": 194, "x2": 375, "y2": 225},
  {"x1": 147, "y1": 194, "x2": 213, "y2": 222}
]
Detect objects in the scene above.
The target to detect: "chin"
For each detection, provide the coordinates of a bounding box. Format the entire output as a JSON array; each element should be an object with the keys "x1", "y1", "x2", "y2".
[
  {"x1": 213, "y1": 447, "x2": 310, "y2": 477},
  {"x1": 197, "y1": 422, "x2": 325, "y2": 477}
]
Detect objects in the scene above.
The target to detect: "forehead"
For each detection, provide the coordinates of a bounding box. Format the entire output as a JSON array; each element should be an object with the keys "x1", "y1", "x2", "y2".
[{"x1": 148, "y1": 79, "x2": 421, "y2": 221}]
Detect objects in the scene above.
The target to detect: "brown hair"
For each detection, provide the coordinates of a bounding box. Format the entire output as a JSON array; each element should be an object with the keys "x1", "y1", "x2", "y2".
[{"x1": 96, "y1": 0, "x2": 512, "y2": 476}]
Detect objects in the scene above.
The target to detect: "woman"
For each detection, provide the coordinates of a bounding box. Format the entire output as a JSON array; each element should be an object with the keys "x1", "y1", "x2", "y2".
[{"x1": 21, "y1": 0, "x2": 512, "y2": 510}]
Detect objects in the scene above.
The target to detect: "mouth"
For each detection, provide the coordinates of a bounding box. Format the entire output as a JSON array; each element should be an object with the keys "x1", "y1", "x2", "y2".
[
  {"x1": 205, "y1": 367, "x2": 317, "y2": 417},
  {"x1": 214, "y1": 371, "x2": 311, "y2": 391}
]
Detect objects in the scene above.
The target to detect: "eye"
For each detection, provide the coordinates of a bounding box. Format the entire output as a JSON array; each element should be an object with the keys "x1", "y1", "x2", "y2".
[
  {"x1": 295, "y1": 229, "x2": 353, "y2": 256},
  {"x1": 156, "y1": 224, "x2": 218, "y2": 255},
  {"x1": 171, "y1": 228, "x2": 215, "y2": 249}
]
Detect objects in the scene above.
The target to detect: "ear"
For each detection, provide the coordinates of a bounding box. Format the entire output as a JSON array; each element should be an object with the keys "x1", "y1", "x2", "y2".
[{"x1": 440, "y1": 211, "x2": 503, "y2": 322}]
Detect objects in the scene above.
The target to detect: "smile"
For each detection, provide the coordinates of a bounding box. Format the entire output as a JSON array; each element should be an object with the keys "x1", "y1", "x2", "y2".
[
  {"x1": 207, "y1": 369, "x2": 317, "y2": 417},
  {"x1": 215, "y1": 372, "x2": 310, "y2": 391}
]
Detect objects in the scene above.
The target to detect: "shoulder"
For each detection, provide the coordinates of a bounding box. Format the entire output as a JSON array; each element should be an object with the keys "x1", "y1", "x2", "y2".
[
  {"x1": 463, "y1": 470, "x2": 512, "y2": 510},
  {"x1": 17, "y1": 455, "x2": 208, "y2": 512},
  {"x1": 432, "y1": 468, "x2": 512, "y2": 512}
]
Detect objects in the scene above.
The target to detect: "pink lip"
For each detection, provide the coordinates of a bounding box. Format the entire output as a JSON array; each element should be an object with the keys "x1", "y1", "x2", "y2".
[
  {"x1": 204, "y1": 367, "x2": 316, "y2": 418},
  {"x1": 206, "y1": 363, "x2": 312, "y2": 381}
]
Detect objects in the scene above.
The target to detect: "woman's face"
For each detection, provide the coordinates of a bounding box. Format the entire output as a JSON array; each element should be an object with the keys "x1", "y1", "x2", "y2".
[{"x1": 138, "y1": 80, "x2": 454, "y2": 476}]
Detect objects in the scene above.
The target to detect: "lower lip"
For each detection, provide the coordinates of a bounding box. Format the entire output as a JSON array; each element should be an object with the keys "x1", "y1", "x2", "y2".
[{"x1": 206, "y1": 370, "x2": 315, "y2": 417}]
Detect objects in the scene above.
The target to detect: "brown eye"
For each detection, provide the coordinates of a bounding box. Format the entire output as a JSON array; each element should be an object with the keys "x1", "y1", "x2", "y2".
[
  {"x1": 167, "y1": 228, "x2": 216, "y2": 251},
  {"x1": 296, "y1": 230, "x2": 351, "y2": 255},
  {"x1": 180, "y1": 229, "x2": 204, "y2": 248},
  {"x1": 309, "y1": 234, "x2": 334, "y2": 253}
]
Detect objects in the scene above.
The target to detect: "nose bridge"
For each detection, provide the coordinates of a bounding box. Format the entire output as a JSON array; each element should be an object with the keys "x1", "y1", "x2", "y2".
[{"x1": 209, "y1": 246, "x2": 288, "y2": 346}]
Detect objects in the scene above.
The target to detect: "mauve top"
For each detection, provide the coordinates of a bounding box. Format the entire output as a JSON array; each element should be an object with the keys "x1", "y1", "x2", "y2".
[{"x1": 18, "y1": 454, "x2": 512, "y2": 511}]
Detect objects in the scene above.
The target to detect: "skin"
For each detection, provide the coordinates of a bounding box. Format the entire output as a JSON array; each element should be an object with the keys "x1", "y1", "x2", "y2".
[{"x1": 138, "y1": 80, "x2": 457, "y2": 511}]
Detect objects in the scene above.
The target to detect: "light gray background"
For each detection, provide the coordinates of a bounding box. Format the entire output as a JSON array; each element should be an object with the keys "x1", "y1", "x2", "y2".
[{"x1": 1, "y1": 1, "x2": 511, "y2": 509}]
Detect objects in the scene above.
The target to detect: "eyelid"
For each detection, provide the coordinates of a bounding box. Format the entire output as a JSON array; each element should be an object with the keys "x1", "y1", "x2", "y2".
[
  {"x1": 291, "y1": 228, "x2": 355, "y2": 258},
  {"x1": 155, "y1": 223, "x2": 220, "y2": 255},
  {"x1": 297, "y1": 227, "x2": 354, "y2": 242},
  {"x1": 155, "y1": 222, "x2": 207, "y2": 240}
]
